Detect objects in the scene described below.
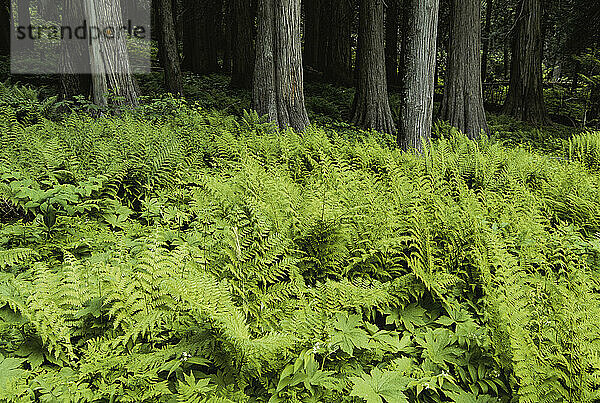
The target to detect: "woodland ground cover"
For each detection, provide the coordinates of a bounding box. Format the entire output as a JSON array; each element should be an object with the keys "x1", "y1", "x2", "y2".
[{"x1": 0, "y1": 79, "x2": 600, "y2": 402}]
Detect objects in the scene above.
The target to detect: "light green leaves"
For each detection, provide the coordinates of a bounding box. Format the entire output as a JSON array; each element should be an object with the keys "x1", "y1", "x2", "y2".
[
  {"x1": 330, "y1": 312, "x2": 370, "y2": 356},
  {"x1": 350, "y1": 368, "x2": 409, "y2": 403},
  {"x1": 385, "y1": 303, "x2": 427, "y2": 333},
  {"x1": 0, "y1": 355, "x2": 25, "y2": 388}
]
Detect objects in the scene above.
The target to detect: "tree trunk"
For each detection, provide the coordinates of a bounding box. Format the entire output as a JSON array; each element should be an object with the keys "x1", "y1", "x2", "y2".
[
  {"x1": 60, "y1": 0, "x2": 91, "y2": 99},
  {"x1": 351, "y1": 0, "x2": 395, "y2": 134},
  {"x1": 231, "y1": 0, "x2": 255, "y2": 89},
  {"x1": 398, "y1": 0, "x2": 440, "y2": 151},
  {"x1": 182, "y1": 0, "x2": 222, "y2": 74},
  {"x1": 481, "y1": 0, "x2": 493, "y2": 81},
  {"x1": 303, "y1": 0, "x2": 323, "y2": 69},
  {"x1": 322, "y1": 0, "x2": 353, "y2": 86},
  {"x1": 503, "y1": 0, "x2": 550, "y2": 125},
  {"x1": 0, "y1": 0, "x2": 9, "y2": 57},
  {"x1": 157, "y1": 0, "x2": 184, "y2": 94},
  {"x1": 84, "y1": 0, "x2": 139, "y2": 107},
  {"x1": 440, "y1": 0, "x2": 488, "y2": 138},
  {"x1": 385, "y1": 0, "x2": 399, "y2": 86},
  {"x1": 253, "y1": 0, "x2": 310, "y2": 132}
]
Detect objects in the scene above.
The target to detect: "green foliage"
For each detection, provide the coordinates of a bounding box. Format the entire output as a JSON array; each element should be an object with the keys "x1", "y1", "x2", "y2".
[{"x1": 0, "y1": 90, "x2": 599, "y2": 403}]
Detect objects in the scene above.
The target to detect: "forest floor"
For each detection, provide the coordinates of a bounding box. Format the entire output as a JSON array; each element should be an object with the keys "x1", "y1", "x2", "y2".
[{"x1": 1, "y1": 71, "x2": 600, "y2": 402}]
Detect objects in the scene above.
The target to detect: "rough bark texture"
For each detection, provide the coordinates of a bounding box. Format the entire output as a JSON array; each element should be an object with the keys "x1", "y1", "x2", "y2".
[
  {"x1": 157, "y1": 0, "x2": 183, "y2": 94},
  {"x1": 0, "y1": 0, "x2": 10, "y2": 56},
  {"x1": 322, "y1": 0, "x2": 353, "y2": 85},
  {"x1": 231, "y1": 0, "x2": 255, "y2": 89},
  {"x1": 60, "y1": 0, "x2": 90, "y2": 99},
  {"x1": 481, "y1": 0, "x2": 493, "y2": 81},
  {"x1": 84, "y1": 0, "x2": 139, "y2": 106},
  {"x1": 385, "y1": 0, "x2": 399, "y2": 86},
  {"x1": 503, "y1": 0, "x2": 550, "y2": 125},
  {"x1": 398, "y1": 0, "x2": 440, "y2": 151},
  {"x1": 182, "y1": 0, "x2": 222, "y2": 74},
  {"x1": 351, "y1": 0, "x2": 395, "y2": 135},
  {"x1": 253, "y1": 0, "x2": 310, "y2": 132},
  {"x1": 440, "y1": 0, "x2": 488, "y2": 138}
]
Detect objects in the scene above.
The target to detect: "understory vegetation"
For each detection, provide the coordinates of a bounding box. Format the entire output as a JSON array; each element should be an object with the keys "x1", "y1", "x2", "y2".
[{"x1": 1, "y1": 81, "x2": 600, "y2": 402}]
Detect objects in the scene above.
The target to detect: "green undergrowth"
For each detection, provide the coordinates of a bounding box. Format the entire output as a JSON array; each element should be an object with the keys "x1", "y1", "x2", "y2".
[{"x1": 1, "y1": 89, "x2": 600, "y2": 402}]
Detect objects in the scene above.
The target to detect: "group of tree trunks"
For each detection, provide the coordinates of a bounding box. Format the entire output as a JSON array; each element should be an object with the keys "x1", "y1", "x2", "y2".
[{"x1": 1, "y1": 0, "x2": 554, "y2": 151}]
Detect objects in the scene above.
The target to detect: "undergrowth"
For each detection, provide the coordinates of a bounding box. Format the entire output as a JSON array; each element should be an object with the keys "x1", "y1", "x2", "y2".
[{"x1": 0, "y1": 86, "x2": 600, "y2": 402}]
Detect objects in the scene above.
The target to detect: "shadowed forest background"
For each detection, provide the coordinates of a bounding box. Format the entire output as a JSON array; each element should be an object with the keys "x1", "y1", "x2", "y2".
[{"x1": 0, "y1": 0, "x2": 600, "y2": 402}]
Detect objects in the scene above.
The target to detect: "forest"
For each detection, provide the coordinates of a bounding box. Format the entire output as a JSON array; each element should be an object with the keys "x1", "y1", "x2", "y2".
[{"x1": 0, "y1": 0, "x2": 600, "y2": 402}]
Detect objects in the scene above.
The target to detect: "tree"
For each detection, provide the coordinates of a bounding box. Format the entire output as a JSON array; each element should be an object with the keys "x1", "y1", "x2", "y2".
[
  {"x1": 182, "y1": 0, "x2": 223, "y2": 74},
  {"x1": 60, "y1": 0, "x2": 91, "y2": 99},
  {"x1": 231, "y1": 0, "x2": 255, "y2": 89},
  {"x1": 303, "y1": 0, "x2": 324, "y2": 70},
  {"x1": 385, "y1": 0, "x2": 400, "y2": 86},
  {"x1": 322, "y1": 0, "x2": 353, "y2": 85},
  {"x1": 84, "y1": 0, "x2": 139, "y2": 106},
  {"x1": 503, "y1": 0, "x2": 550, "y2": 125},
  {"x1": 0, "y1": 0, "x2": 9, "y2": 57},
  {"x1": 156, "y1": 0, "x2": 183, "y2": 94},
  {"x1": 440, "y1": 0, "x2": 488, "y2": 138},
  {"x1": 351, "y1": 0, "x2": 395, "y2": 134},
  {"x1": 398, "y1": 0, "x2": 440, "y2": 150},
  {"x1": 253, "y1": 0, "x2": 310, "y2": 131}
]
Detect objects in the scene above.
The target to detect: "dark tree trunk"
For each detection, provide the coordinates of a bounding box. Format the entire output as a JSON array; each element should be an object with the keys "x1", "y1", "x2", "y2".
[
  {"x1": 503, "y1": 40, "x2": 509, "y2": 79},
  {"x1": 503, "y1": 0, "x2": 550, "y2": 125},
  {"x1": 440, "y1": 0, "x2": 488, "y2": 138},
  {"x1": 0, "y1": 0, "x2": 9, "y2": 57},
  {"x1": 222, "y1": 0, "x2": 233, "y2": 73},
  {"x1": 481, "y1": 0, "x2": 493, "y2": 81},
  {"x1": 182, "y1": 0, "x2": 222, "y2": 74},
  {"x1": 84, "y1": 0, "x2": 139, "y2": 106},
  {"x1": 398, "y1": 0, "x2": 440, "y2": 151},
  {"x1": 303, "y1": 0, "x2": 323, "y2": 69},
  {"x1": 253, "y1": 0, "x2": 310, "y2": 132},
  {"x1": 157, "y1": 0, "x2": 184, "y2": 94},
  {"x1": 351, "y1": 0, "x2": 395, "y2": 134},
  {"x1": 60, "y1": 0, "x2": 90, "y2": 99},
  {"x1": 231, "y1": 0, "x2": 255, "y2": 89},
  {"x1": 322, "y1": 0, "x2": 353, "y2": 86},
  {"x1": 385, "y1": 0, "x2": 400, "y2": 86}
]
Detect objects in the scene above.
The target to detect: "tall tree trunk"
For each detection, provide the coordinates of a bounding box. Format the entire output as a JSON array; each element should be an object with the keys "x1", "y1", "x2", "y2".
[
  {"x1": 398, "y1": 0, "x2": 440, "y2": 151},
  {"x1": 503, "y1": 0, "x2": 550, "y2": 125},
  {"x1": 84, "y1": 0, "x2": 139, "y2": 107},
  {"x1": 481, "y1": 0, "x2": 493, "y2": 81},
  {"x1": 231, "y1": 0, "x2": 255, "y2": 89},
  {"x1": 157, "y1": 0, "x2": 184, "y2": 94},
  {"x1": 440, "y1": 0, "x2": 488, "y2": 138},
  {"x1": 60, "y1": 0, "x2": 91, "y2": 99},
  {"x1": 322, "y1": 0, "x2": 353, "y2": 86},
  {"x1": 385, "y1": 0, "x2": 399, "y2": 86},
  {"x1": 303, "y1": 0, "x2": 323, "y2": 69},
  {"x1": 253, "y1": 0, "x2": 310, "y2": 131},
  {"x1": 351, "y1": 0, "x2": 395, "y2": 134},
  {"x1": 182, "y1": 0, "x2": 222, "y2": 74},
  {"x1": 0, "y1": 0, "x2": 9, "y2": 57}
]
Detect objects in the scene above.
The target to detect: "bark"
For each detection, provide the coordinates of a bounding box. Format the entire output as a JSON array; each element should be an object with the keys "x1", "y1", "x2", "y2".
[
  {"x1": 398, "y1": 0, "x2": 440, "y2": 151},
  {"x1": 481, "y1": 0, "x2": 493, "y2": 81},
  {"x1": 440, "y1": 0, "x2": 488, "y2": 138},
  {"x1": 157, "y1": 0, "x2": 184, "y2": 94},
  {"x1": 231, "y1": 0, "x2": 255, "y2": 89},
  {"x1": 182, "y1": 0, "x2": 222, "y2": 74},
  {"x1": 0, "y1": 0, "x2": 9, "y2": 57},
  {"x1": 253, "y1": 0, "x2": 310, "y2": 132},
  {"x1": 84, "y1": 0, "x2": 139, "y2": 107},
  {"x1": 322, "y1": 0, "x2": 353, "y2": 86},
  {"x1": 503, "y1": 0, "x2": 550, "y2": 125},
  {"x1": 60, "y1": 0, "x2": 91, "y2": 99},
  {"x1": 351, "y1": 0, "x2": 395, "y2": 135},
  {"x1": 385, "y1": 0, "x2": 400, "y2": 86}
]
